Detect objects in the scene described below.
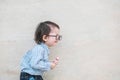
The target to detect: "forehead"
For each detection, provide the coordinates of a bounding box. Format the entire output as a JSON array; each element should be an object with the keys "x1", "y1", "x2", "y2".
[
  {"x1": 49, "y1": 26, "x2": 60, "y2": 34},
  {"x1": 51, "y1": 27, "x2": 59, "y2": 32}
]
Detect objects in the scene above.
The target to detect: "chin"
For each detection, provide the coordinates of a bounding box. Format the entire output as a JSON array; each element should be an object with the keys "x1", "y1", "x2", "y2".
[
  {"x1": 52, "y1": 43, "x2": 57, "y2": 46},
  {"x1": 48, "y1": 44, "x2": 55, "y2": 47}
]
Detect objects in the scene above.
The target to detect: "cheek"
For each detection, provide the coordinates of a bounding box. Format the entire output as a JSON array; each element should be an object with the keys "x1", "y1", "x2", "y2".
[
  {"x1": 49, "y1": 38, "x2": 58, "y2": 44},
  {"x1": 49, "y1": 37, "x2": 56, "y2": 41}
]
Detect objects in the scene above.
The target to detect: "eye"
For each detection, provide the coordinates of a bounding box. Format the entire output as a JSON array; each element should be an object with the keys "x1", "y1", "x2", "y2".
[
  {"x1": 57, "y1": 35, "x2": 62, "y2": 40},
  {"x1": 48, "y1": 35, "x2": 62, "y2": 40}
]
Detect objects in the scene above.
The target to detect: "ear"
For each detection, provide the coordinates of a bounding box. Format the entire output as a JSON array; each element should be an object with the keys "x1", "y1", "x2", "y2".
[{"x1": 42, "y1": 35, "x2": 48, "y2": 42}]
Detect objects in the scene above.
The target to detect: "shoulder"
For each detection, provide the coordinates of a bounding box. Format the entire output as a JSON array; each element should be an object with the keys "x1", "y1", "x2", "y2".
[{"x1": 32, "y1": 44, "x2": 45, "y2": 51}]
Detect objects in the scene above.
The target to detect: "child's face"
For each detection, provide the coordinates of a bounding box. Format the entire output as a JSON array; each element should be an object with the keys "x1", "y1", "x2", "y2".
[{"x1": 44, "y1": 27, "x2": 61, "y2": 47}]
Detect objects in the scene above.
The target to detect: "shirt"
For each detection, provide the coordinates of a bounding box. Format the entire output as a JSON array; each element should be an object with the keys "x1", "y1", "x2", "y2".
[{"x1": 20, "y1": 43, "x2": 51, "y2": 75}]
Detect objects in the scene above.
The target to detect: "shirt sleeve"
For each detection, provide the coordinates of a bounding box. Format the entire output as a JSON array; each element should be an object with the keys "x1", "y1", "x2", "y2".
[{"x1": 29, "y1": 46, "x2": 51, "y2": 71}]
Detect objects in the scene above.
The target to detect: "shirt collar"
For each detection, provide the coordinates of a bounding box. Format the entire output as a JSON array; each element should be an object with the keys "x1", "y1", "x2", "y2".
[{"x1": 40, "y1": 43, "x2": 50, "y2": 54}]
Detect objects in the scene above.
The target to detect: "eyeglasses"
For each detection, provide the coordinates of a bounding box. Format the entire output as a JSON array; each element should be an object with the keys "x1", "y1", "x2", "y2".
[{"x1": 48, "y1": 35, "x2": 62, "y2": 40}]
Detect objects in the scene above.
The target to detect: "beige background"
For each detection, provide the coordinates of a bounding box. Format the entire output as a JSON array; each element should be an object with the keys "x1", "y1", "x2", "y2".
[{"x1": 0, "y1": 0, "x2": 120, "y2": 80}]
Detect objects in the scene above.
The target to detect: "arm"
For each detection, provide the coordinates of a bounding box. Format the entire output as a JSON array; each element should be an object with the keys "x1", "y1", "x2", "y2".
[{"x1": 29, "y1": 46, "x2": 51, "y2": 71}]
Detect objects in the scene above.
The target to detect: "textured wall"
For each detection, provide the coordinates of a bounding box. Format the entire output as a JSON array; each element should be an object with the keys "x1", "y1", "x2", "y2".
[{"x1": 0, "y1": 0, "x2": 120, "y2": 80}]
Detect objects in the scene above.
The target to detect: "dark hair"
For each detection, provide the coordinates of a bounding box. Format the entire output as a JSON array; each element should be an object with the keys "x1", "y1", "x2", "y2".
[{"x1": 34, "y1": 21, "x2": 60, "y2": 44}]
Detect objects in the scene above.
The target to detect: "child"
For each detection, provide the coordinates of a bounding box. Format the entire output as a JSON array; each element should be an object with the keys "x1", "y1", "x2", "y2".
[{"x1": 20, "y1": 21, "x2": 62, "y2": 80}]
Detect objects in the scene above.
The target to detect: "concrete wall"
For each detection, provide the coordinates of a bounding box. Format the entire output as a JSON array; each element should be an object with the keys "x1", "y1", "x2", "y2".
[{"x1": 0, "y1": 0, "x2": 120, "y2": 80}]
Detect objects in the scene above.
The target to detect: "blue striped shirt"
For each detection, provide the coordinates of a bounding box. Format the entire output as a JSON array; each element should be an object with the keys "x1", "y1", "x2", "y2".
[{"x1": 20, "y1": 43, "x2": 51, "y2": 75}]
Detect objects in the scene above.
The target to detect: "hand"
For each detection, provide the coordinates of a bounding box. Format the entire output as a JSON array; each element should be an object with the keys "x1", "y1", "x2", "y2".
[
  {"x1": 53, "y1": 57, "x2": 59, "y2": 65},
  {"x1": 51, "y1": 57, "x2": 59, "y2": 69},
  {"x1": 51, "y1": 62, "x2": 56, "y2": 69}
]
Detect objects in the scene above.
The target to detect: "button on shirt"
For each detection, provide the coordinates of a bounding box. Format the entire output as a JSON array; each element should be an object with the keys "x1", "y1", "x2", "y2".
[{"x1": 20, "y1": 43, "x2": 51, "y2": 75}]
